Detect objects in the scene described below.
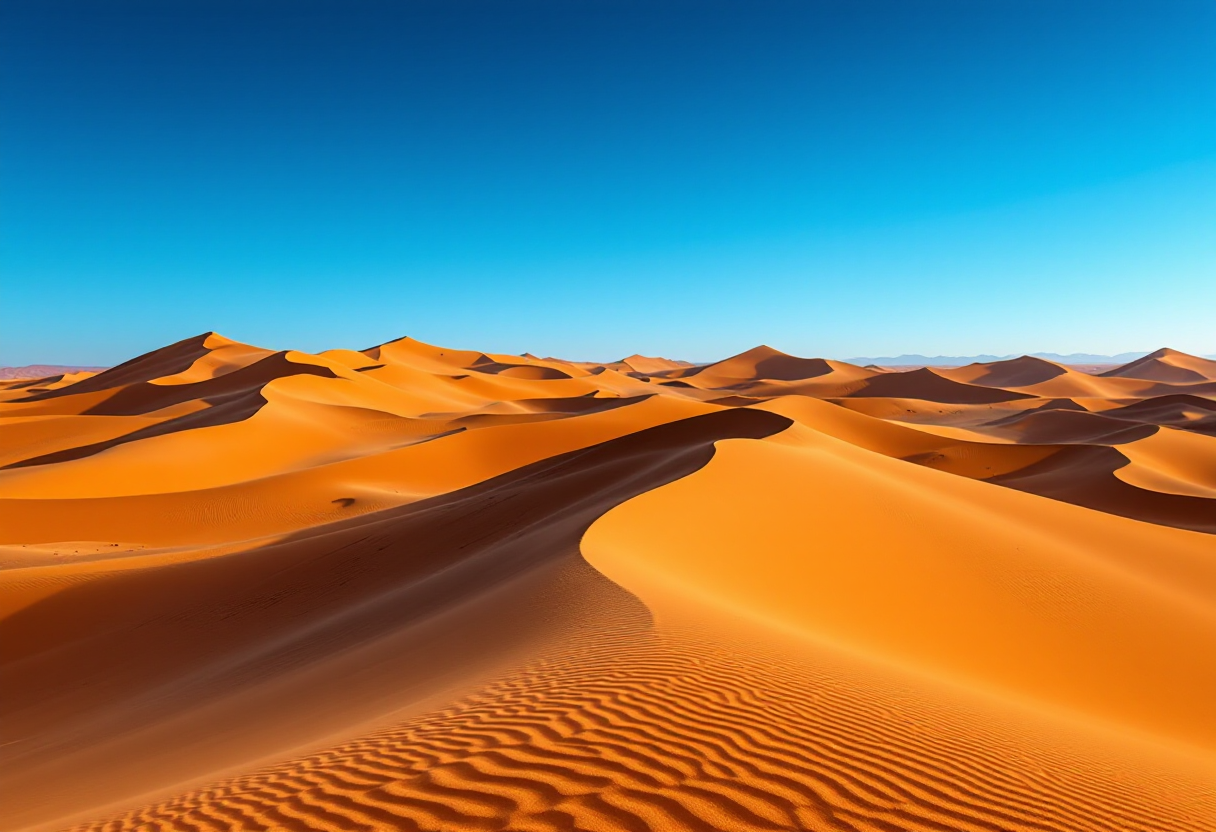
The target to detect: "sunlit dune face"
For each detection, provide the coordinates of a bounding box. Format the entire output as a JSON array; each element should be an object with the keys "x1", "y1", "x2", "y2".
[{"x1": 2, "y1": 335, "x2": 1214, "y2": 832}]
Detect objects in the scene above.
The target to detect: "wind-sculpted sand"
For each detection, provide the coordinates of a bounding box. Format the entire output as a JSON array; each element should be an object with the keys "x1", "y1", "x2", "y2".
[{"x1": 2, "y1": 335, "x2": 1214, "y2": 831}]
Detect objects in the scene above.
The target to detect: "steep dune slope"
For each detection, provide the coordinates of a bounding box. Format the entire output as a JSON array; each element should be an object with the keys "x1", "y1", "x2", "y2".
[{"x1": 584, "y1": 417, "x2": 1216, "y2": 749}]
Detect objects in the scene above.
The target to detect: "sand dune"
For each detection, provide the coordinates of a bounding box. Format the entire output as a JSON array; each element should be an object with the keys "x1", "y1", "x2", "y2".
[
  {"x1": 1102, "y1": 347, "x2": 1216, "y2": 384},
  {"x1": 1102, "y1": 393, "x2": 1216, "y2": 436},
  {"x1": 673, "y1": 345, "x2": 865, "y2": 387},
  {"x1": 616, "y1": 353, "x2": 695, "y2": 376},
  {"x1": 936, "y1": 354, "x2": 1070, "y2": 388},
  {"x1": 0, "y1": 366, "x2": 107, "y2": 383},
  {"x1": 846, "y1": 366, "x2": 1036, "y2": 404},
  {"x1": 2, "y1": 335, "x2": 1214, "y2": 831},
  {"x1": 981, "y1": 407, "x2": 1158, "y2": 445}
]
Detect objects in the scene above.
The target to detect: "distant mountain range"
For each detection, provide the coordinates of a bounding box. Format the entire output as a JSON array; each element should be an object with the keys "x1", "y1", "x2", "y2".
[{"x1": 841, "y1": 352, "x2": 1159, "y2": 367}]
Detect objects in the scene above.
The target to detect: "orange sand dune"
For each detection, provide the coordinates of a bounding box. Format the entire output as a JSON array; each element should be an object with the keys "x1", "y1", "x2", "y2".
[
  {"x1": 616, "y1": 353, "x2": 695, "y2": 375},
  {"x1": 1102, "y1": 347, "x2": 1216, "y2": 384},
  {"x1": 847, "y1": 366, "x2": 1036, "y2": 404},
  {"x1": 2, "y1": 334, "x2": 1214, "y2": 832},
  {"x1": 1102, "y1": 393, "x2": 1216, "y2": 435},
  {"x1": 671, "y1": 345, "x2": 869, "y2": 388},
  {"x1": 981, "y1": 406, "x2": 1158, "y2": 445},
  {"x1": 567, "y1": 353, "x2": 695, "y2": 378},
  {"x1": 0, "y1": 371, "x2": 101, "y2": 399},
  {"x1": 935, "y1": 354, "x2": 1201, "y2": 400},
  {"x1": 936, "y1": 354, "x2": 1070, "y2": 388}
]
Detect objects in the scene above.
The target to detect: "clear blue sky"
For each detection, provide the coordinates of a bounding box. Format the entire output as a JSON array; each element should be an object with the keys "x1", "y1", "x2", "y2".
[{"x1": 3, "y1": 0, "x2": 1214, "y2": 365}]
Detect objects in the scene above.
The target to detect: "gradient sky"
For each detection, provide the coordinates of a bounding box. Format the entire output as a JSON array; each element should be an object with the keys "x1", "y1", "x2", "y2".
[{"x1": 3, "y1": 0, "x2": 1214, "y2": 365}]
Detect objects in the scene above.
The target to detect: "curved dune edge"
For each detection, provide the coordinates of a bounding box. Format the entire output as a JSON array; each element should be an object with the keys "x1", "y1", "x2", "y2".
[
  {"x1": 1114, "y1": 426, "x2": 1216, "y2": 499},
  {"x1": 582, "y1": 423, "x2": 1216, "y2": 751}
]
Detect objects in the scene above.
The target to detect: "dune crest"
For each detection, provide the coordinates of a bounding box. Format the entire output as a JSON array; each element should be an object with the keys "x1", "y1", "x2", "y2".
[{"x1": 2, "y1": 337, "x2": 1213, "y2": 831}]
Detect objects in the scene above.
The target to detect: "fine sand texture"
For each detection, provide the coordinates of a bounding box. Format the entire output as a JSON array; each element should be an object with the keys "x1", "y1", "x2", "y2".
[{"x1": 2, "y1": 335, "x2": 1214, "y2": 832}]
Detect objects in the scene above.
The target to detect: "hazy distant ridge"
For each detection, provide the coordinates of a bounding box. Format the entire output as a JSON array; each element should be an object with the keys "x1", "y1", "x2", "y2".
[
  {"x1": 842, "y1": 352, "x2": 1153, "y2": 367},
  {"x1": 0, "y1": 364, "x2": 107, "y2": 380}
]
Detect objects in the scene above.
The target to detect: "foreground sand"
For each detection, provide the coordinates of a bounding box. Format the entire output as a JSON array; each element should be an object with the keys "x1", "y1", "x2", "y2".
[{"x1": 1, "y1": 335, "x2": 1214, "y2": 831}]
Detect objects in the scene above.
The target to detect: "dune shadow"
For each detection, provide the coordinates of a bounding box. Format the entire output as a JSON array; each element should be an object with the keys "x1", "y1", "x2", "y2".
[{"x1": 13, "y1": 333, "x2": 217, "y2": 403}]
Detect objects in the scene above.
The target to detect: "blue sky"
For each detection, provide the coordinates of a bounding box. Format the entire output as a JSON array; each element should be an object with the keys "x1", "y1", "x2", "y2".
[{"x1": 3, "y1": 0, "x2": 1213, "y2": 365}]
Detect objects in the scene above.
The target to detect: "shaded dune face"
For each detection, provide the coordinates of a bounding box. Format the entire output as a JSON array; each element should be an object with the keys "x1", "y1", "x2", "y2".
[
  {"x1": 12, "y1": 333, "x2": 221, "y2": 401},
  {"x1": 1, "y1": 334, "x2": 1215, "y2": 832}
]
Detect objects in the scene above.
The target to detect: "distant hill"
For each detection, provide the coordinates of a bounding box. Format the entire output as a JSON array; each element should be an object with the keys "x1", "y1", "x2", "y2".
[
  {"x1": 0, "y1": 364, "x2": 107, "y2": 380},
  {"x1": 841, "y1": 352, "x2": 1154, "y2": 368}
]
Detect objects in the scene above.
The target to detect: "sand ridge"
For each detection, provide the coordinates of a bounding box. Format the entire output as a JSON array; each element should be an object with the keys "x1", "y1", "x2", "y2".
[{"x1": 1, "y1": 334, "x2": 1214, "y2": 831}]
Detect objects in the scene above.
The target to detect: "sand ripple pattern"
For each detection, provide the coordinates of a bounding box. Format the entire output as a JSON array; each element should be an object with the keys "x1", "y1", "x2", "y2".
[{"x1": 72, "y1": 610, "x2": 1211, "y2": 832}]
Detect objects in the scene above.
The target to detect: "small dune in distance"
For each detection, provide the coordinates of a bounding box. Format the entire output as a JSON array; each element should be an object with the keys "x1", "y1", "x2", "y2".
[{"x1": 2, "y1": 333, "x2": 1215, "y2": 832}]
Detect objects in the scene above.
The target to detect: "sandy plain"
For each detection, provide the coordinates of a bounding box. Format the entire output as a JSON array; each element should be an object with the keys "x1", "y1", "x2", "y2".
[{"x1": 1, "y1": 334, "x2": 1214, "y2": 831}]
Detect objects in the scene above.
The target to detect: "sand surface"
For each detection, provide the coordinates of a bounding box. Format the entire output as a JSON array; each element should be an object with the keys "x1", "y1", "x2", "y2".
[{"x1": 2, "y1": 336, "x2": 1213, "y2": 831}]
